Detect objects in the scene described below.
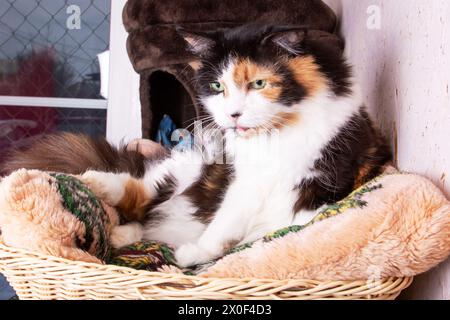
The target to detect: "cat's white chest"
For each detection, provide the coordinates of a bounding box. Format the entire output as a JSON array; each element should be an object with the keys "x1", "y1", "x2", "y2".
[
  {"x1": 237, "y1": 175, "x2": 300, "y2": 243},
  {"x1": 228, "y1": 151, "x2": 311, "y2": 241},
  {"x1": 223, "y1": 125, "x2": 326, "y2": 242}
]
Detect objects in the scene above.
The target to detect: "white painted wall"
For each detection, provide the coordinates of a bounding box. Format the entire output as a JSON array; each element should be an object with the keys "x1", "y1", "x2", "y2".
[
  {"x1": 107, "y1": 0, "x2": 142, "y2": 144},
  {"x1": 324, "y1": 0, "x2": 450, "y2": 300}
]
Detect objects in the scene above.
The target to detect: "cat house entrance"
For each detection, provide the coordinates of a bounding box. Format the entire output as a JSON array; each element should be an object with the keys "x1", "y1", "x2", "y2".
[{"x1": 147, "y1": 71, "x2": 199, "y2": 139}]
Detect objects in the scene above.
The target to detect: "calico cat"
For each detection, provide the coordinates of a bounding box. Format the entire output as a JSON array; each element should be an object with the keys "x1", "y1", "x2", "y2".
[{"x1": 3, "y1": 24, "x2": 391, "y2": 267}]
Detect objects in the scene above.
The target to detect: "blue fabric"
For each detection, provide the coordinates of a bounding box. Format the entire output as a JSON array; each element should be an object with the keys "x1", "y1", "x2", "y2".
[
  {"x1": 155, "y1": 114, "x2": 193, "y2": 152},
  {"x1": 155, "y1": 115, "x2": 178, "y2": 149},
  {"x1": 0, "y1": 274, "x2": 15, "y2": 300}
]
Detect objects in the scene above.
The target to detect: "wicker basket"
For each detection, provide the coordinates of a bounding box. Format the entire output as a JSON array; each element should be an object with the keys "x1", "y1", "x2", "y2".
[{"x1": 0, "y1": 242, "x2": 413, "y2": 300}]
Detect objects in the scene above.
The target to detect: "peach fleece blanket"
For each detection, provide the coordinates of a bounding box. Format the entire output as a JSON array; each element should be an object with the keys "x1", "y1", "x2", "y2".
[
  {"x1": 0, "y1": 169, "x2": 449, "y2": 281},
  {"x1": 202, "y1": 171, "x2": 450, "y2": 280}
]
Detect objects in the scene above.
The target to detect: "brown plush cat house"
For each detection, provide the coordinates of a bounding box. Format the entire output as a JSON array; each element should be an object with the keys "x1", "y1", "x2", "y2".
[{"x1": 123, "y1": 0, "x2": 342, "y2": 139}]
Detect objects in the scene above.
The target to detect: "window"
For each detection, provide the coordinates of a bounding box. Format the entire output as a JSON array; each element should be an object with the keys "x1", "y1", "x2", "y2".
[{"x1": 0, "y1": 0, "x2": 111, "y2": 161}]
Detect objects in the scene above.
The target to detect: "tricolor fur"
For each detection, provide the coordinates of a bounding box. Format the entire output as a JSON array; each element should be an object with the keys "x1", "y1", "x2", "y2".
[{"x1": 4, "y1": 24, "x2": 391, "y2": 267}]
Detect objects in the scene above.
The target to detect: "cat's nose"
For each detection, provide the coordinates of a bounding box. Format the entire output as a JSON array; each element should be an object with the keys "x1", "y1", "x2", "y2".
[{"x1": 230, "y1": 112, "x2": 242, "y2": 120}]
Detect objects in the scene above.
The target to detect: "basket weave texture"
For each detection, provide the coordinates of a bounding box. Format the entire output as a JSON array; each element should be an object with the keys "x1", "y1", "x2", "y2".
[{"x1": 0, "y1": 242, "x2": 413, "y2": 300}]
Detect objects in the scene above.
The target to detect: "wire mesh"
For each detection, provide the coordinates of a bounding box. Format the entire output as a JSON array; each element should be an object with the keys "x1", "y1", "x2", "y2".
[
  {"x1": 0, "y1": 0, "x2": 111, "y2": 162},
  {"x1": 0, "y1": 0, "x2": 111, "y2": 99}
]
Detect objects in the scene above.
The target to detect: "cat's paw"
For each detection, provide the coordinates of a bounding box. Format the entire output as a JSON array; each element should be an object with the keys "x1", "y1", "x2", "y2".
[
  {"x1": 80, "y1": 171, "x2": 128, "y2": 206},
  {"x1": 175, "y1": 243, "x2": 218, "y2": 268},
  {"x1": 110, "y1": 222, "x2": 144, "y2": 249}
]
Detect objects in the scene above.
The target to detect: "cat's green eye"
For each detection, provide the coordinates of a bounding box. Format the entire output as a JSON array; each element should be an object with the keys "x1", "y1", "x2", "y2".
[
  {"x1": 210, "y1": 82, "x2": 225, "y2": 93},
  {"x1": 251, "y1": 79, "x2": 267, "y2": 90}
]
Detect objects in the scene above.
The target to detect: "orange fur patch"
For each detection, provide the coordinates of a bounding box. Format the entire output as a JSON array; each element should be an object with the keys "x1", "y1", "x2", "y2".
[
  {"x1": 261, "y1": 85, "x2": 283, "y2": 101},
  {"x1": 232, "y1": 59, "x2": 283, "y2": 101},
  {"x1": 117, "y1": 179, "x2": 151, "y2": 222},
  {"x1": 288, "y1": 56, "x2": 326, "y2": 95},
  {"x1": 269, "y1": 112, "x2": 300, "y2": 130},
  {"x1": 354, "y1": 162, "x2": 376, "y2": 189},
  {"x1": 354, "y1": 145, "x2": 389, "y2": 189},
  {"x1": 238, "y1": 112, "x2": 300, "y2": 139},
  {"x1": 188, "y1": 60, "x2": 203, "y2": 71}
]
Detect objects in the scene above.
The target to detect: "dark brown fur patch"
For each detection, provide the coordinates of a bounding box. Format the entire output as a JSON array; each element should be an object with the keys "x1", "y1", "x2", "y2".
[
  {"x1": 293, "y1": 107, "x2": 392, "y2": 213},
  {"x1": 183, "y1": 164, "x2": 234, "y2": 224},
  {"x1": 1, "y1": 133, "x2": 160, "y2": 178},
  {"x1": 144, "y1": 175, "x2": 177, "y2": 222},
  {"x1": 294, "y1": 179, "x2": 326, "y2": 212}
]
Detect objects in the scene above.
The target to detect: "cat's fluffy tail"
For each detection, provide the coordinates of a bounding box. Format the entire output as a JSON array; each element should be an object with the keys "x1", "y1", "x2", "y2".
[{"x1": 2, "y1": 133, "x2": 152, "y2": 177}]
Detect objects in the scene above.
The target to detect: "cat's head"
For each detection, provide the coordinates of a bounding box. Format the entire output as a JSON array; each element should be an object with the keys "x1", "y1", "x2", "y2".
[{"x1": 179, "y1": 24, "x2": 352, "y2": 137}]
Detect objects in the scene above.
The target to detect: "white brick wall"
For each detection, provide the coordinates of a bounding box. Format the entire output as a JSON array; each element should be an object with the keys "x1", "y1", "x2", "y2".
[{"x1": 324, "y1": 0, "x2": 450, "y2": 300}]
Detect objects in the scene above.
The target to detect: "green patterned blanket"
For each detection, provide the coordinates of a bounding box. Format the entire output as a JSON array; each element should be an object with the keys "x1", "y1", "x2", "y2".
[{"x1": 109, "y1": 178, "x2": 385, "y2": 275}]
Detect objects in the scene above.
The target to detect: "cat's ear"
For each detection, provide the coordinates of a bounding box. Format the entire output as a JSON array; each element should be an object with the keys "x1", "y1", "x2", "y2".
[
  {"x1": 177, "y1": 27, "x2": 216, "y2": 58},
  {"x1": 263, "y1": 28, "x2": 307, "y2": 55}
]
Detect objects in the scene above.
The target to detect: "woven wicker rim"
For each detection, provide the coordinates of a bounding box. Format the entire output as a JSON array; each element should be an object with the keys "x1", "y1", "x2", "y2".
[{"x1": 0, "y1": 242, "x2": 413, "y2": 300}]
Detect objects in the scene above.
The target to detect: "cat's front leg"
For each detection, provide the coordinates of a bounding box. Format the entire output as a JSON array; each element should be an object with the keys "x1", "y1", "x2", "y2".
[
  {"x1": 81, "y1": 171, "x2": 153, "y2": 222},
  {"x1": 175, "y1": 186, "x2": 258, "y2": 267},
  {"x1": 174, "y1": 242, "x2": 218, "y2": 268},
  {"x1": 175, "y1": 222, "x2": 243, "y2": 268},
  {"x1": 110, "y1": 222, "x2": 144, "y2": 248},
  {"x1": 81, "y1": 171, "x2": 130, "y2": 206}
]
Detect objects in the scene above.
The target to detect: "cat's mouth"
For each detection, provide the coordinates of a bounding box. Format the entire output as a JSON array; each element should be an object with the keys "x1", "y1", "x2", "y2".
[
  {"x1": 234, "y1": 125, "x2": 251, "y2": 133},
  {"x1": 228, "y1": 125, "x2": 261, "y2": 138},
  {"x1": 226, "y1": 122, "x2": 273, "y2": 137}
]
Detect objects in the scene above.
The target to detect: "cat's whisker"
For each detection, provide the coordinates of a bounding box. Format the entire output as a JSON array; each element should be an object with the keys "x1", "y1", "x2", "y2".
[{"x1": 183, "y1": 116, "x2": 216, "y2": 132}]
